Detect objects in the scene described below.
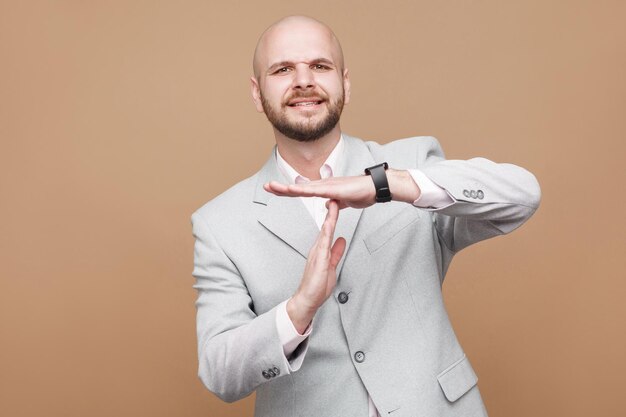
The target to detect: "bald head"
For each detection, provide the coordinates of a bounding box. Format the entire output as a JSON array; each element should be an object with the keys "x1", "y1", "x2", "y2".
[{"x1": 252, "y1": 16, "x2": 345, "y2": 80}]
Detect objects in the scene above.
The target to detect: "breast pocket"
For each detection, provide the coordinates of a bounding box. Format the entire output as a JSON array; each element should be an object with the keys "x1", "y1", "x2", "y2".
[
  {"x1": 363, "y1": 207, "x2": 421, "y2": 254},
  {"x1": 436, "y1": 354, "x2": 478, "y2": 402}
]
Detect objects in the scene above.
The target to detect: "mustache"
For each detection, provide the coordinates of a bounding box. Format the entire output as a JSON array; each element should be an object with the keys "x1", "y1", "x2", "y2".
[{"x1": 284, "y1": 91, "x2": 328, "y2": 104}]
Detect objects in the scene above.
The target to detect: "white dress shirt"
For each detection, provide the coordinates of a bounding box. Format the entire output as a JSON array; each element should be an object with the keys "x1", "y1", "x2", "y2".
[{"x1": 274, "y1": 135, "x2": 455, "y2": 417}]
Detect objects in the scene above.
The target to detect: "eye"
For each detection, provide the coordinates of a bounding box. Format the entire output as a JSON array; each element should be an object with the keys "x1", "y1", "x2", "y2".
[
  {"x1": 311, "y1": 64, "x2": 331, "y2": 71},
  {"x1": 273, "y1": 67, "x2": 292, "y2": 74}
]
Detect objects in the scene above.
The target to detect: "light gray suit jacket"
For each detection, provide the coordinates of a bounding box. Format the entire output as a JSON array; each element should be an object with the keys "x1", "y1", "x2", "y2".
[{"x1": 191, "y1": 135, "x2": 541, "y2": 417}]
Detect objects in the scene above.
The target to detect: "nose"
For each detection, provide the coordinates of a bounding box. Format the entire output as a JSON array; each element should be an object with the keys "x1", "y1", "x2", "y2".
[{"x1": 292, "y1": 64, "x2": 315, "y2": 90}]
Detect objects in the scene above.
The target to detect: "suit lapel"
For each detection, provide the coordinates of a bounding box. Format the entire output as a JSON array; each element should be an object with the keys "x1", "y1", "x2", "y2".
[
  {"x1": 253, "y1": 135, "x2": 376, "y2": 269},
  {"x1": 254, "y1": 148, "x2": 319, "y2": 258}
]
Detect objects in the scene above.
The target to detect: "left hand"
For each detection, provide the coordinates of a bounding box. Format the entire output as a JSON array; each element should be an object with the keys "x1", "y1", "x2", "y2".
[
  {"x1": 264, "y1": 169, "x2": 421, "y2": 209},
  {"x1": 263, "y1": 175, "x2": 376, "y2": 210}
]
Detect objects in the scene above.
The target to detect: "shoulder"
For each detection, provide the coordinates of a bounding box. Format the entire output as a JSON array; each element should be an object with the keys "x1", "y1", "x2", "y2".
[
  {"x1": 191, "y1": 173, "x2": 259, "y2": 228},
  {"x1": 347, "y1": 134, "x2": 446, "y2": 168}
]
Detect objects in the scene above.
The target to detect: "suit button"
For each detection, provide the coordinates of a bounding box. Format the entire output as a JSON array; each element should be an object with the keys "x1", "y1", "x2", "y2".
[
  {"x1": 470, "y1": 190, "x2": 477, "y2": 198},
  {"x1": 272, "y1": 366, "x2": 280, "y2": 376},
  {"x1": 463, "y1": 189, "x2": 470, "y2": 198},
  {"x1": 267, "y1": 369, "x2": 276, "y2": 378},
  {"x1": 338, "y1": 292, "x2": 349, "y2": 304},
  {"x1": 477, "y1": 190, "x2": 484, "y2": 199},
  {"x1": 262, "y1": 370, "x2": 271, "y2": 379},
  {"x1": 354, "y1": 351, "x2": 365, "y2": 363}
]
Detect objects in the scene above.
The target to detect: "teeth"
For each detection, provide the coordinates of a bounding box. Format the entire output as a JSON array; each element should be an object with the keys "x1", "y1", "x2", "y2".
[{"x1": 293, "y1": 101, "x2": 318, "y2": 106}]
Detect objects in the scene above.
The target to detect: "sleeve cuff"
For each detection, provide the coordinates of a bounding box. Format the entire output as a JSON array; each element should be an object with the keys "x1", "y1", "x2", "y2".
[
  {"x1": 407, "y1": 168, "x2": 456, "y2": 210},
  {"x1": 275, "y1": 298, "x2": 312, "y2": 372}
]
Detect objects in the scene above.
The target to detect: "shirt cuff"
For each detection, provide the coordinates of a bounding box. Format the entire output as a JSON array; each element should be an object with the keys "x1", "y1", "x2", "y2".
[
  {"x1": 407, "y1": 169, "x2": 456, "y2": 209},
  {"x1": 275, "y1": 298, "x2": 312, "y2": 372}
]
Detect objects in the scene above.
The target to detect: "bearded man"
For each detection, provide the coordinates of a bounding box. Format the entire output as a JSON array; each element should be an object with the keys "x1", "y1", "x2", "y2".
[{"x1": 190, "y1": 15, "x2": 540, "y2": 417}]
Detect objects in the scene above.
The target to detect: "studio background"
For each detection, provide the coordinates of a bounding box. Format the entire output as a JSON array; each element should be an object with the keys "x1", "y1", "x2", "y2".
[{"x1": 1, "y1": 1, "x2": 624, "y2": 416}]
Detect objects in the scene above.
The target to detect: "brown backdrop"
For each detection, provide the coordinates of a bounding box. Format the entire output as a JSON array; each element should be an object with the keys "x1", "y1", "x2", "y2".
[{"x1": 1, "y1": 1, "x2": 624, "y2": 416}]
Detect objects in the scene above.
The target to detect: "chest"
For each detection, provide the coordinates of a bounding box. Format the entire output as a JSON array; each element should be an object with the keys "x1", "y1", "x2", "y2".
[{"x1": 224, "y1": 202, "x2": 442, "y2": 315}]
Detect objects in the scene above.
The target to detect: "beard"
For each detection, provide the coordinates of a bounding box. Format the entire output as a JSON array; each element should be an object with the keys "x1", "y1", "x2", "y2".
[{"x1": 260, "y1": 90, "x2": 344, "y2": 142}]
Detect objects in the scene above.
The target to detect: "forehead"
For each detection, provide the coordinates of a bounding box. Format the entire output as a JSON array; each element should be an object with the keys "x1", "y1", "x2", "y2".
[{"x1": 260, "y1": 24, "x2": 339, "y2": 68}]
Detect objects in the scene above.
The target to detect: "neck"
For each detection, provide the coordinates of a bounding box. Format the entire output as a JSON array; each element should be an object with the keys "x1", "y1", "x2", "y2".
[{"x1": 275, "y1": 125, "x2": 341, "y2": 180}]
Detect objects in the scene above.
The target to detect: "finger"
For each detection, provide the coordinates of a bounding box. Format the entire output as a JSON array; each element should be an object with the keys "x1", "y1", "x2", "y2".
[
  {"x1": 264, "y1": 181, "x2": 291, "y2": 196},
  {"x1": 286, "y1": 183, "x2": 336, "y2": 198},
  {"x1": 318, "y1": 200, "x2": 339, "y2": 252},
  {"x1": 326, "y1": 199, "x2": 340, "y2": 223},
  {"x1": 263, "y1": 182, "x2": 282, "y2": 196},
  {"x1": 265, "y1": 181, "x2": 323, "y2": 198},
  {"x1": 268, "y1": 178, "x2": 351, "y2": 200},
  {"x1": 329, "y1": 237, "x2": 346, "y2": 269},
  {"x1": 325, "y1": 199, "x2": 349, "y2": 210},
  {"x1": 310, "y1": 199, "x2": 336, "y2": 251}
]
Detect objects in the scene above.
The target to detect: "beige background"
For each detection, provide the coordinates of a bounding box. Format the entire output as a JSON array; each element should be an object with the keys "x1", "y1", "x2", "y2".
[{"x1": 1, "y1": 1, "x2": 624, "y2": 416}]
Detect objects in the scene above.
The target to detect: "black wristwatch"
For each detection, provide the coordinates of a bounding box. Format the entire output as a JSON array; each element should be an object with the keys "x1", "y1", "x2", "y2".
[{"x1": 364, "y1": 162, "x2": 392, "y2": 203}]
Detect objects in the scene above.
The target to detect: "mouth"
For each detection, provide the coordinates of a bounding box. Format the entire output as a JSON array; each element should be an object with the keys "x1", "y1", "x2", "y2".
[{"x1": 287, "y1": 98, "x2": 325, "y2": 108}]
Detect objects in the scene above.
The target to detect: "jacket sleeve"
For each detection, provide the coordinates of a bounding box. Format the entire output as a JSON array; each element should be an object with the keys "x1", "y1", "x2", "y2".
[
  {"x1": 415, "y1": 136, "x2": 541, "y2": 254},
  {"x1": 191, "y1": 211, "x2": 305, "y2": 402}
]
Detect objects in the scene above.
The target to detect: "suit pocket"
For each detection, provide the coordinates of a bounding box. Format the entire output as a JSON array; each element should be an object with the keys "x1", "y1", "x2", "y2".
[
  {"x1": 436, "y1": 354, "x2": 478, "y2": 402},
  {"x1": 364, "y1": 207, "x2": 420, "y2": 254}
]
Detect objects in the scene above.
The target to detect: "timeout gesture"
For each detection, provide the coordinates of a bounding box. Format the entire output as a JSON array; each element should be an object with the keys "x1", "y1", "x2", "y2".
[
  {"x1": 263, "y1": 168, "x2": 421, "y2": 209},
  {"x1": 286, "y1": 199, "x2": 346, "y2": 333}
]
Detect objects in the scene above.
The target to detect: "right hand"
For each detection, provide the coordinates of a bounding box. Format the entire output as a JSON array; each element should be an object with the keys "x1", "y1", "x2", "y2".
[{"x1": 287, "y1": 200, "x2": 346, "y2": 333}]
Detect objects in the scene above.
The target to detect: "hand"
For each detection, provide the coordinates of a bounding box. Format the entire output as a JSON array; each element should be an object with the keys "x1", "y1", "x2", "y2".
[
  {"x1": 264, "y1": 169, "x2": 421, "y2": 209},
  {"x1": 264, "y1": 175, "x2": 376, "y2": 210},
  {"x1": 287, "y1": 200, "x2": 346, "y2": 333}
]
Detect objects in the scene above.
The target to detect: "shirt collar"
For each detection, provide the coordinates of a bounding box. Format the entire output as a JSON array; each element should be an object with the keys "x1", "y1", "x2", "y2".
[{"x1": 275, "y1": 134, "x2": 345, "y2": 184}]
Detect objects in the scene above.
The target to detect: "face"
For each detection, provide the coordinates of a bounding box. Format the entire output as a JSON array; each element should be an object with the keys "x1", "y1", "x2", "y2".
[{"x1": 251, "y1": 22, "x2": 350, "y2": 142}]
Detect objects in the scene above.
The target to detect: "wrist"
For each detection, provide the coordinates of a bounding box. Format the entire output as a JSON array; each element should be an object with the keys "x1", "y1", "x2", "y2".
[
  {"x1": 388, "y1": 169, "x2": 421, "y2": 204},
  {"x1": 286, "y1": 295, "x2": 315, "y2": 334}
]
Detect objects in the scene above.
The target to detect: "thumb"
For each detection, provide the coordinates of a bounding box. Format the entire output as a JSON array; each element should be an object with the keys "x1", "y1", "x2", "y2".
[{"x1": 329, "y1": 237, "x2": 346, "y2": 269}]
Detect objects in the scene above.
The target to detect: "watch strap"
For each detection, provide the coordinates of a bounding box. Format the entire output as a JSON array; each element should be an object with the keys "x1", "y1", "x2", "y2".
[{"x1": 364, "y1": 162, "x2": 392, "y2": 203}]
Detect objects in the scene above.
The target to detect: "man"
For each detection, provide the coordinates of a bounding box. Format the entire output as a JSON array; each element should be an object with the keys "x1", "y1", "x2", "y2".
[{"x1": 191, "y1": 15, "x2": 540, "y2": 417}]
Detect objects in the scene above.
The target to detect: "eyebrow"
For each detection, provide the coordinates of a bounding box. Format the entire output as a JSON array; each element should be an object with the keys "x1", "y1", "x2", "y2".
[{"x1": 267, "y1": 58, "x2": 335, "y2": 73}]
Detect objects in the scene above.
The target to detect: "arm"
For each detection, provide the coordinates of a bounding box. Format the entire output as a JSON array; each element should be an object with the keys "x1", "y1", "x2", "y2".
[
  {"x1": 275, "y1": 298, "x2": 312, "y2": 371},
  {"x1": 191, "y1": 212, "x2": 289, "y2": 402},
  {"x1": 191, "y1": 201, "x2": 346, "y2": 402},
  {"x1": 416, "y1": 136, "x2": 541, "y2": 252},
  {"x1": 264, "y1": 136, "x2": 541, "y2": 253}
]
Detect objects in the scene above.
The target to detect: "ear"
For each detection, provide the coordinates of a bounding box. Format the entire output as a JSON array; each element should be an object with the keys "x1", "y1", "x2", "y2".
[
  {"x1": 250, "y1": 76, "x2": 265, "y2": 113},
  {"x1": 342, "y1": 68, "x2": 351, "y2": 105}
]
